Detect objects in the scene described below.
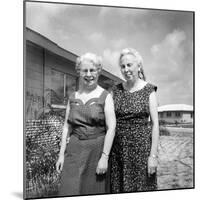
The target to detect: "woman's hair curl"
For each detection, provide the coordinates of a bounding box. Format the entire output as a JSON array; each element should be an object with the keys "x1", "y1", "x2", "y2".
[{"x1": 76, "y1": 53, "x2": 102, "y2": 72}]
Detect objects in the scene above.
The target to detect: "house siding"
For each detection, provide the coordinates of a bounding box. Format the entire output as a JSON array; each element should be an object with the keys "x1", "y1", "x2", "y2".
[
  {"x1": 25, "y1": 42, "x2": 44, "y2": 120},
  {"x1": 159, "y1": 111, "x2": 193, "y2": 123}
]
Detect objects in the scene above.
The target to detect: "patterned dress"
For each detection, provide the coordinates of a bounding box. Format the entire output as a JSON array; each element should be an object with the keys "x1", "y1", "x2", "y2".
[
  {"x1": 58, "y1": 90, "x2": 109, "y2": 196},
  {"x1": 110, "y1": 83, "x2": 157, "y2": 193}
]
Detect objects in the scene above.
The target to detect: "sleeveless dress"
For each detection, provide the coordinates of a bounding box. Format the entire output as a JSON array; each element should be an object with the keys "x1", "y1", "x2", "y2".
[
  {"x1": 110, "y1": 83, "x2": 157, "y2": 193},
  {"x1": 58, "y1": 89, "x2": 109, "y2": 196}
]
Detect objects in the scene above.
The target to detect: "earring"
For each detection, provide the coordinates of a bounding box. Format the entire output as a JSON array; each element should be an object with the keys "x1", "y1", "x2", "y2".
[{"x1": 138, "y1": 68, "x2": 142, "y2": 78}]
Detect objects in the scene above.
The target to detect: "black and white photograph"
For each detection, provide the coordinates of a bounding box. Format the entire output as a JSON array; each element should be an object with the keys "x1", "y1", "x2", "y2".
[{"x1": 24, "y1": 0, "x2": 194, "y2": 199}]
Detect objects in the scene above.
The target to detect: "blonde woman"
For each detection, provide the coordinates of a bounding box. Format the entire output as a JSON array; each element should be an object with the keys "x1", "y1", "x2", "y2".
[
  {"x1": 56, "y1": 53, "x2": 116, "y2": 196},
  {"x1": 110, "y1": 48, "x2": 159, "y2": 192}
]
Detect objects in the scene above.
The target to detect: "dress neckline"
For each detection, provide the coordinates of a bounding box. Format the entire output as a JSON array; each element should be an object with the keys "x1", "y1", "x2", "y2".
[
  {"x1": 74, "y1": 98, "x2": 99, "y2": 106},
  {"x1": 74, "y1": 89, "x2": 106, "y2": 106},
  {"x1": 121, "y1": 82, "x2": 149, "y2": 94}
]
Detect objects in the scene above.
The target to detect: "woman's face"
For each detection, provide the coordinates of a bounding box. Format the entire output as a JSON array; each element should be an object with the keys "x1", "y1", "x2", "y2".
[
  {"x1": 79, "y1": 60, "x2": 99, "y2": 88},
  {"x1": 120, "y1": 54, "x2": 139, "y2": 81}
]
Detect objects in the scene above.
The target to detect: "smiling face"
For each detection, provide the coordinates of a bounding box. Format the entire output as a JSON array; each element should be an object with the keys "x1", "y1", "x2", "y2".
[
  {"x1": 79, "y1": 60, "x2": 99, "y2": 88},
  {"x1": 120, "y1": 54, "x2": 140, "y2": 81}
]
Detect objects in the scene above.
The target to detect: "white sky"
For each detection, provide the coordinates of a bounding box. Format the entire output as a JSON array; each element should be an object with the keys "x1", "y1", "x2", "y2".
[{"x1": 25, "y1": 1, "x2": 193, "y2": 106}]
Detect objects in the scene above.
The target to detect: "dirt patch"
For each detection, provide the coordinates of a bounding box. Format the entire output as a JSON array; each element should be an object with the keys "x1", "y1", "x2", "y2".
[{"x1": 157, "y1": 128, "x2": 193, "y2": 189}]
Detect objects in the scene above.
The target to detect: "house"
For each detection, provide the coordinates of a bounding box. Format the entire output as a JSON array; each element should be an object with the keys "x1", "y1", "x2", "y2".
[
  {"x1": 25, "y1": 27, "x2": 122, "y2": 120},
  {"x1": 158, "y1": 104, "x2": 193, "y2": 124}
]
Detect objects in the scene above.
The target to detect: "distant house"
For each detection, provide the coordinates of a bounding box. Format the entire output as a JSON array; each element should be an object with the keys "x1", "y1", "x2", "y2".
[
  {"x1": 158, "y1": 104, "x2": 193, "y2": 124},
  {"x1": 25, "y1": 27, "x2": 122, "y2": 120}
]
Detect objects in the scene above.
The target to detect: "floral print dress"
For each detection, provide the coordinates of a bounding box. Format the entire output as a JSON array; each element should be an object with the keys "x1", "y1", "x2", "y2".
[{"x1": 110, "y1": 83, "x2": 157, "y2": 193}]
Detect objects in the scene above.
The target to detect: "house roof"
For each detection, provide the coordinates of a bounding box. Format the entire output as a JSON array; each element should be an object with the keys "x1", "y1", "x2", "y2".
[
  {"x1": 158, "y1": 104, "x2": 193, "y2": 112},
  {"x1": 25, "y1": 27, "x2": 122, "y2": 84},
  {"x1": 26, "y1": 27, "x2": 78, "y2": 62}
]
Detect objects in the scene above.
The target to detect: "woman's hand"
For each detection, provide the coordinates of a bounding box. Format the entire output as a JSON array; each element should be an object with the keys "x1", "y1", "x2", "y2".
[
  {"x1": 96, "y1": 154, "x2": 108, "y2": 175},
  {"x1": 148, "y1": 156, "x2": 158, "y2": 177},
  {"x1": 56, "y1": 154, "x2": 65, "y2": 173}
]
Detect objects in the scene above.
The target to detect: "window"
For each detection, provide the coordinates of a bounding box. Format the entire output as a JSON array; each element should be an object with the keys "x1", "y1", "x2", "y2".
[
  {"x1": 175, "y1": 112, "x2": 181, "y2": 117},
  {"x1": 166, "y1": 112, "x2": 171, "y2": 117},
  {"x1": 51, "y1": 69, "x2": 77, "y2": 105},
  {"x1": 159, "y1": 113, "x2": 163, "y2": 118},
  {"x1": 64, "y1": 73, "x2": 77, "y2": 104},
  {"x1": 191, "y1": 113, "x2": 193, "y2": 118}
]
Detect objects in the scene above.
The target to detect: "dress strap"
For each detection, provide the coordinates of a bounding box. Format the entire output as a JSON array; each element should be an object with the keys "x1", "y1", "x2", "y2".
[
  {"x1": 99, "y1": 89, "x2": 109, "y2": 104},
  {"x1": 147, "y1": 83, "x2": 157, "y2": 93},
  {"x1": 68, "y1": 92, "x2": 76, "y2": 102}
]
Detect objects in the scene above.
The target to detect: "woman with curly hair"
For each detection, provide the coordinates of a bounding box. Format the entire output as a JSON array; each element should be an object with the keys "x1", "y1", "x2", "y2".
[{"x1": 56, "y1": 52, "x2": 116, "y2": 196}]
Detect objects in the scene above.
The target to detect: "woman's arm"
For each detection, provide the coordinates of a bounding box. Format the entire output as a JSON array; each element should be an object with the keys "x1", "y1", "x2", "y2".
[
  {"x1": 56, "y1": 101, "x2": 71, "y2": 173},
  {"x1": 102, "y1": 93, "x2": 116, "y2": 156},
  {"x1": 96, "y1": 93, "x2": 116, "y2": 174},
  {"x1": 59, "y1": 101, "x2": 71, "y2": 157},
  {"x1": 148, "y1": 91, "x2": 159, "y2": 175},
  {"x1": 149, "y1": 91, "x2": 159, "y2": 157}
]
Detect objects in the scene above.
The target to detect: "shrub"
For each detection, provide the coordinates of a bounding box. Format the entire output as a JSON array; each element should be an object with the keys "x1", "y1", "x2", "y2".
[
  {"x1": 159, "y1": 120, "x2": 166, "y2": 126},
  {"x1": 159, "y1": 126, "x2": 170, "y2": 136},
  {"x1": 26, "y1": 111, "x2": 64, "y2": 198}
]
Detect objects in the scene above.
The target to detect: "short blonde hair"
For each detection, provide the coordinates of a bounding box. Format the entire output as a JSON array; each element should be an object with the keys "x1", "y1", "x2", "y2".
[
  {"x1": 119, "y1": 48, "x2": 143, "y2": 67},
  {"x1": 76, "y1": 52, "x2": 103, "y2": 72}
]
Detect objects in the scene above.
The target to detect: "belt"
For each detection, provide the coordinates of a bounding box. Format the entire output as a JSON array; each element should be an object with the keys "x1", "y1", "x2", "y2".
[
  {"x1": 117, "y1": 120, "x2": 150, "y2": 127},
  {"x1": 71, "y1": 129, "x2": 106, "y2": 140}
]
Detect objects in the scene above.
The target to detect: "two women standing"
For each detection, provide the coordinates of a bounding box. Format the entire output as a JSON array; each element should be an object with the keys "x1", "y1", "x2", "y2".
[{"x1": 56, "y1": 48, "x2": 159, "y2": 196}]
